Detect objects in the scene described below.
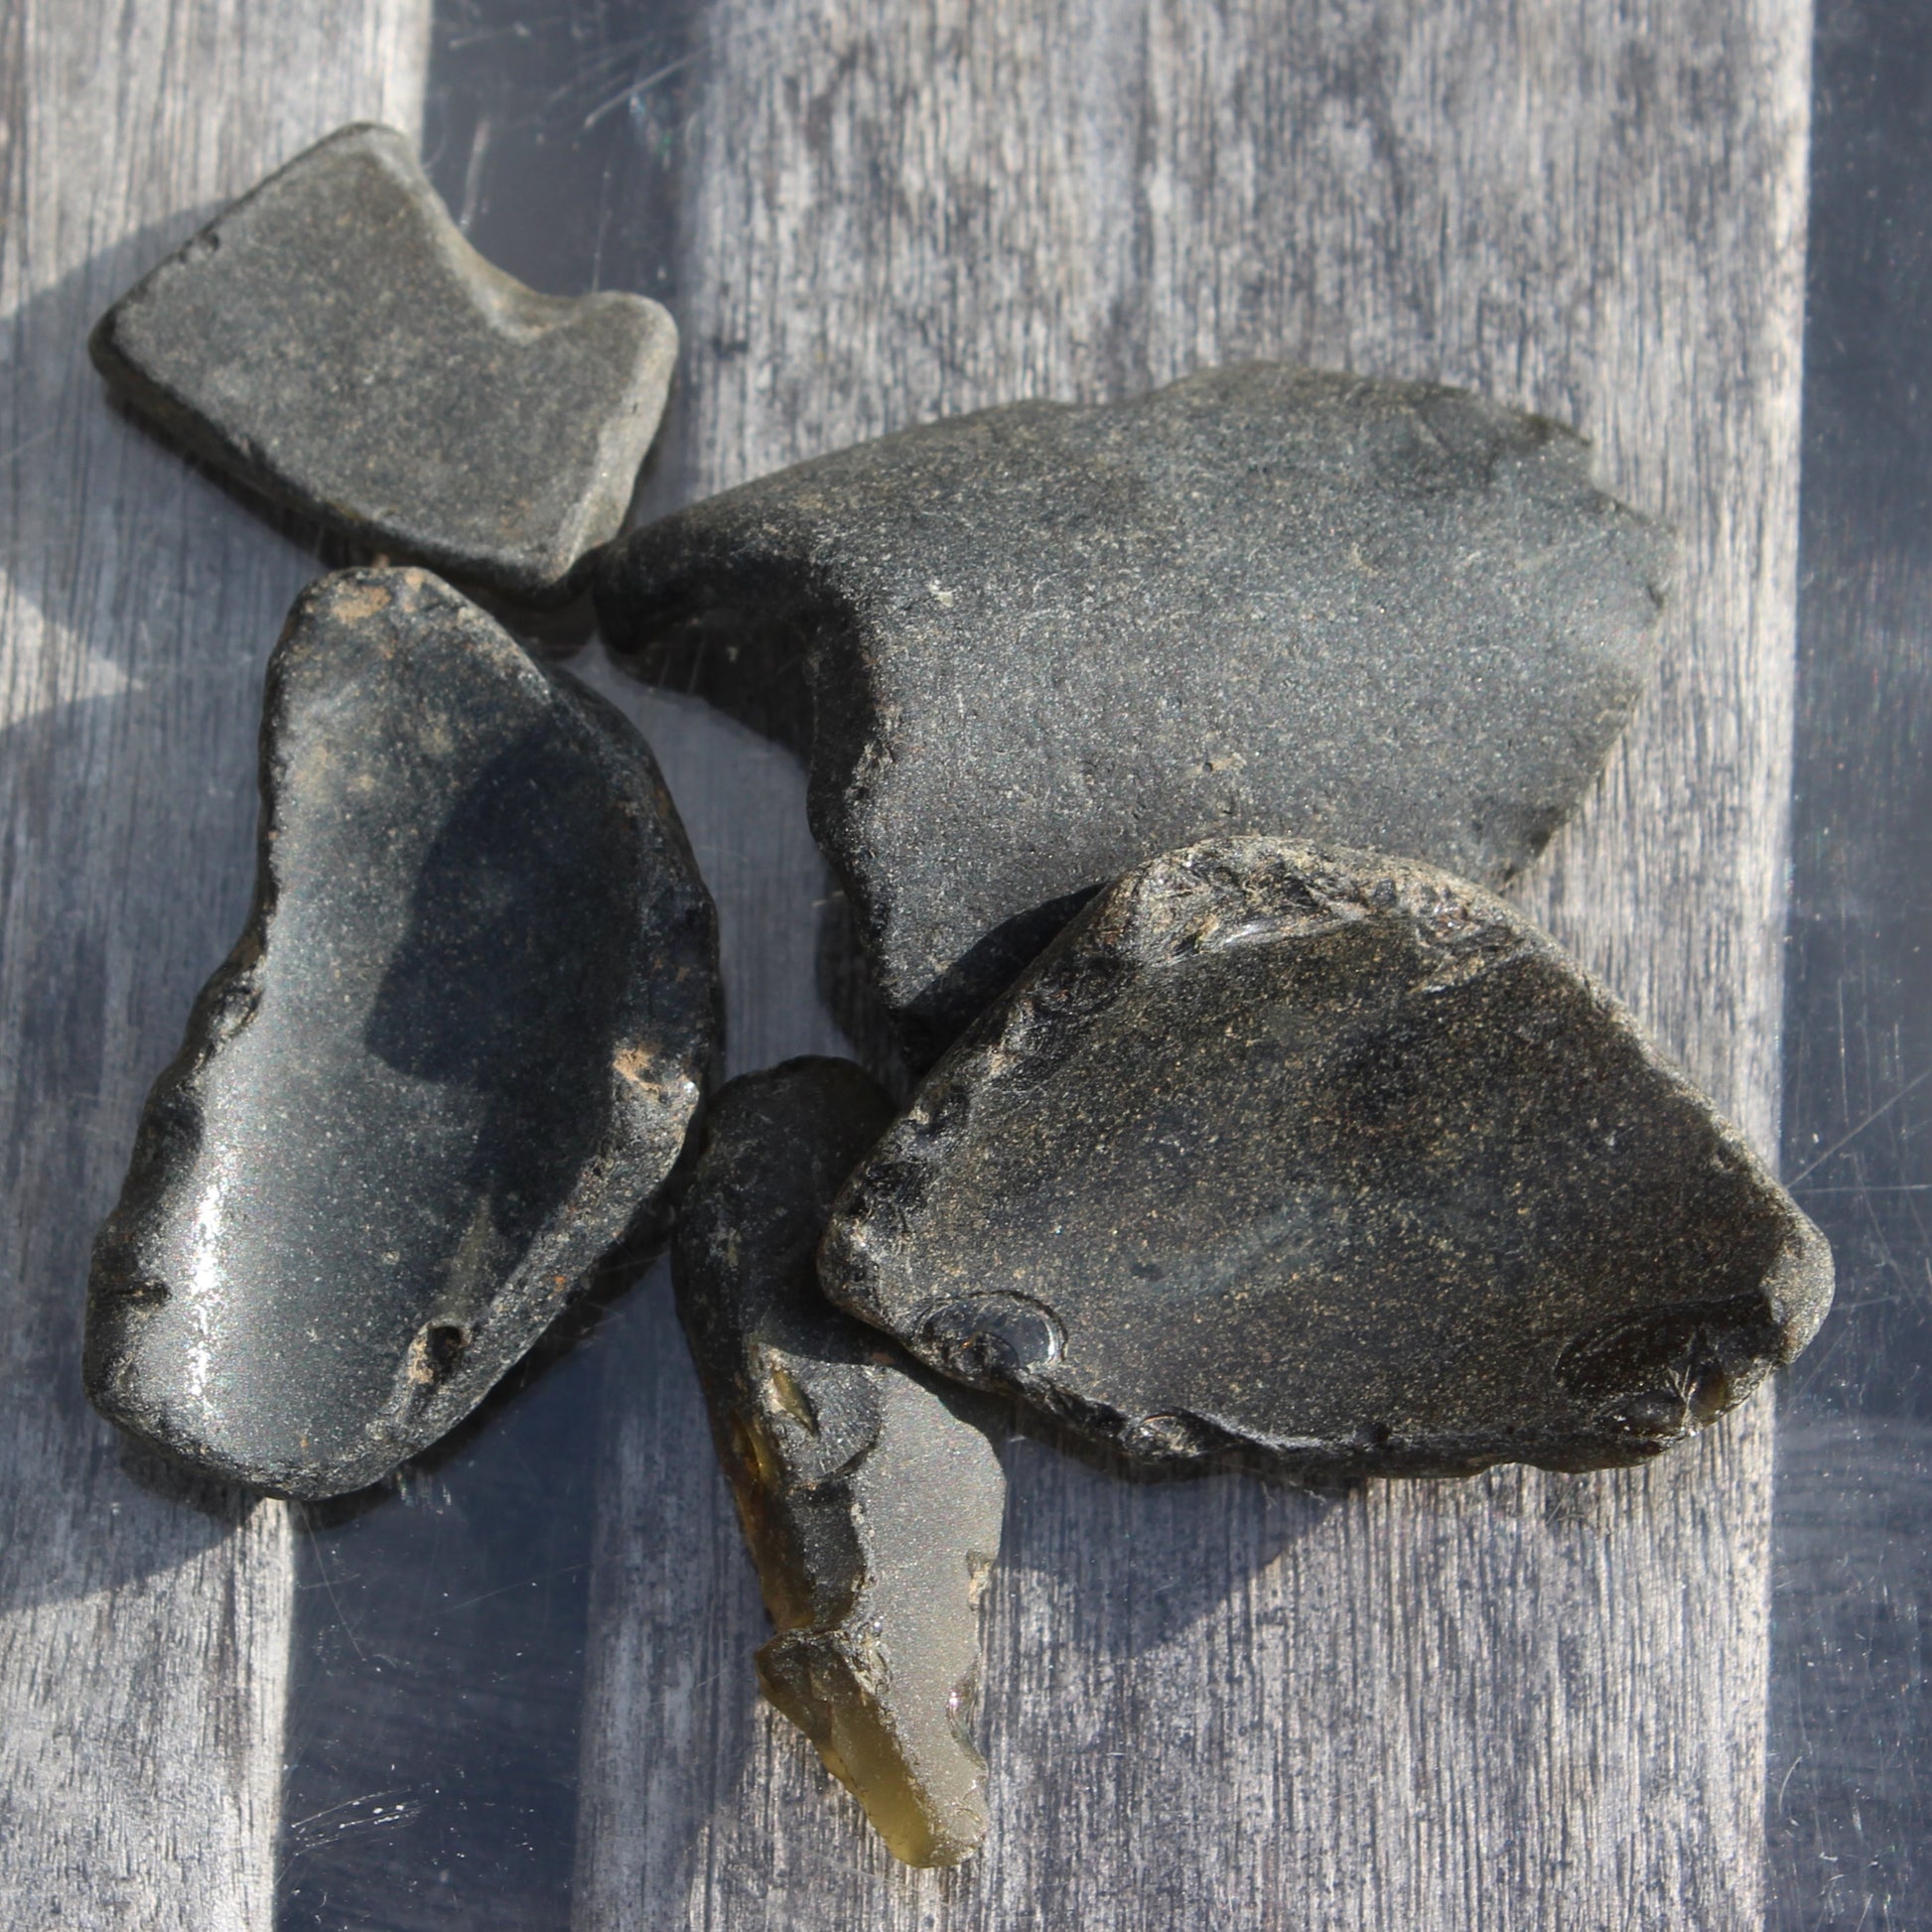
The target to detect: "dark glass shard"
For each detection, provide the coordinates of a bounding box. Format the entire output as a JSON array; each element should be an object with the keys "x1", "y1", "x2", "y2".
[
  {"x1": 595, "y1": 364, "x2": 1676, "y2": 1061},
  {"x1": 90, "y1": 123, "x2": 676, "y2": 601},
  {"x1": 675, "y1": 1058, "x2": 1006, "y2": 1867},
  {"x1": 86, "y1": 568, "x2": 718, "y2": 1498},
  {"x1": 821, "y1": 837, "x2": 1831, "y2": 1479}
]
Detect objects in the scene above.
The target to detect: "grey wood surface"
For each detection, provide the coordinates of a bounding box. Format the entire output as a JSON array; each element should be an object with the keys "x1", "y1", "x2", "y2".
[
  {"x1": 569, "y1": 3, "x2": 1814, "y2": 1928},
  {"x1": 0, "y1": 1, "x2": 1817, "y2": 1926},
  {"x1": 0, "y1": 5, "x2": 429, "y2": 1926}
]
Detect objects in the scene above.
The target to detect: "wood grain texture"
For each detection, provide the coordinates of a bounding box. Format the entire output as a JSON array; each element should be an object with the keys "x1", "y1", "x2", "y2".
[
  {"x1": 573, "y1": 3, "x2": 1812, "y2": 1927},
  {"x1": 0, "y1": 4, "x2": 429, "y2": 1925}
]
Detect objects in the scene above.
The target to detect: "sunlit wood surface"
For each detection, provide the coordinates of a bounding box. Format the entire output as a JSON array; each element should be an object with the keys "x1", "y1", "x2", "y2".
[{"x1": 0, "y1": 3, "x2": 1810, "y2": 1925}]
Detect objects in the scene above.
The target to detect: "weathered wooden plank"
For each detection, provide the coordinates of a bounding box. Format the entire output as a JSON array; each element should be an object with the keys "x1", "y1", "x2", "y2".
[
  {"x1": 1769, "y1": 8, "x2": 1932, "y2": 1918},
  {"x1": 572, "y1": 2, "x2": 1811, "y2": 1927},
  {"x1": 0, "y1": 5, "x2": 428, "y2": 1925}
]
